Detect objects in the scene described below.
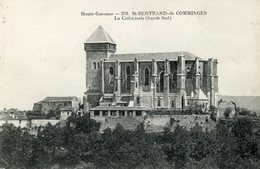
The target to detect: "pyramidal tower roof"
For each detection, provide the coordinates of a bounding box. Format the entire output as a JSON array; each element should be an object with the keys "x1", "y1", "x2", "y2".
[{"x1": 85, "y1": 25, "x2": 115, "y2": 44}]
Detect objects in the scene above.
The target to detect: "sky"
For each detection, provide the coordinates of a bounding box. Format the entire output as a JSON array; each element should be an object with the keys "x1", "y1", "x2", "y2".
[{"x1": 0, "y1": 0, "x2": 260, "y2": 110}]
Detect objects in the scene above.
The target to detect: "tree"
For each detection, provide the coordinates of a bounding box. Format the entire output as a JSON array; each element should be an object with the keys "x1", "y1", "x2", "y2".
[
  {"x1": 0, "y1": 124, "x2": 34, "y2": 169},
  {"x1": 92, "y1": 124, "x2": 167, "y2": 169},
  {"x1": 231, "y1": 117, "x2": 257, "y2": 159},
  {"x1": 67, "y1": 113, "x2": 101, "y2": 134},
  {"x1": 224, "y1": 107, "x2": 232, "y2": 118}
]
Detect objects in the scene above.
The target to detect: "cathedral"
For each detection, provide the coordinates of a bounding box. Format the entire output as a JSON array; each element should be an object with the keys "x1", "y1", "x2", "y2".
[{"x1": 83, "y1": 26, "x2": 218, "y2": 116}]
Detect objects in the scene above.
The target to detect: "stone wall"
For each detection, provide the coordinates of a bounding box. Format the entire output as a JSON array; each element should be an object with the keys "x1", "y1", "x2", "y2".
[
  {"x1": 41, "y1": 101, "x2": 72, "y2": 114},
  {"x1": 0, "y1": 119, "x2": 28, "y2": 128},
  {"x1": 86, "y1": 51, "x2": 108, "y2": 90},
  {"x1": 90, "y1": 114, "x2": 215, "y2": 133},
  {"x1": 144, "y1": 114, "x2": 215, "y2": 132},
  {"x1": 30, "y1": 119, "x2": 60, "y2": 127}
]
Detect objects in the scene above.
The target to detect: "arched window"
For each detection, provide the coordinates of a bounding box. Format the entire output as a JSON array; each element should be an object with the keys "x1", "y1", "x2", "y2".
[
  {"x1": 97, "y1": 62, "x2": 100, "y2": 69},
  {"x1": 137, "y1": 97, "x2": 140, "y2": 104},
  {"x1": 173, "y1": 72, "x2": 177, "y2": 88},
  {"x1": 158, "y1": 99, "x2": 161, "y2": 107},
  {"x1": 186, "y1": 71, "x2": 192, "y2": 79},
  {"x1": 109, "y1": 67, "x2": 114, "y2": 75},
  {"x1": 160, "y1": 72, "x2": 165, "y2": 92},
  {"x1": 109, "y1": 67, "x2": 114, "y2": 93},
  {"x1": 126, "y1": 66, "x2": 131, "y2": 91},
  {"x1": 144, "y1": 68, "x2": 150, "y2": 86},
  {"x1": 93, "y1": 62, "x2": 96, "y2": 69}
]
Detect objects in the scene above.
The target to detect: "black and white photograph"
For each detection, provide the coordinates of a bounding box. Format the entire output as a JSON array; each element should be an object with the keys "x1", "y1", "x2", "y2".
[{"x1": 0, "y1": 0, "x2": 260, "y2": 168}]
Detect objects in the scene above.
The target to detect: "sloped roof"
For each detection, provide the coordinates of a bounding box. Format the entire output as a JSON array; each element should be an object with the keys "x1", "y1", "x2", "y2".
[
  {"x1": 0, "y1": 112, "x2": 27, "y2": 120},
  {"x1": 41, "y1": 96, "x2": 76, "y2": 102},
  {"x1": 106, "y1": 52, "x2": 202, "y2": 62},
  {"x1": 85, "y1": 25, "x2": 115, "y2": 44},
  {"x1": 193, "y1": 89, "x2": 208, "y2": 100},
  {"x1": 85, "y1": 89, "x2": 101, "y2": 94}
]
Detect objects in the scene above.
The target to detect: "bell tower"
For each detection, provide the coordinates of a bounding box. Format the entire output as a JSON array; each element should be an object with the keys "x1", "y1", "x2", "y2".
[
  {"x1": 84, "y1": 25, "x2": 116, "y2": 91},
  {"x1": 84, "y1": 26, "x2": 116, "y2": 111}
]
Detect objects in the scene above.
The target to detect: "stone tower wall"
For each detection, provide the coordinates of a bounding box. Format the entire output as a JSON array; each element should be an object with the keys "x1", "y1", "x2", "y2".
[{"x1": 85, "y1": 51, "x2": 107, "y2": 91}]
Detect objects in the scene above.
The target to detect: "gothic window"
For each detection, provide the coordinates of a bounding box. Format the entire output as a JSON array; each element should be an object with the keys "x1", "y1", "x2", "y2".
[
  {"x1": 144, "y1": 68, "x2": 150, "y2": 86},
  {"x1": 137, "y1": 97, "x2": 140, "y2": 104},
  {"x1": 173, "y1": 72, "x2": 177, "y2": 88},
  {"x1": 169, "y1": 75, "x2": 173, "y2": 92},
  {"x1": 186, "y1": 71, "x2": 192, "y2": 79},
  {"x1": 109, "y1": 67, "x2": 114, "y2": 93},
  {"x1": 159, "y1": 72, "x2": 165, "y2": 92},
  {"x1": 93, "y1": 62, "x2": 96, "y2": 69},
  {"x1": 126, "y1": 66, "x2": 131, "y2": 91},
  {"x1": 109, "y1": 67, "x2": 114, "y2": 75},
  {"x1": 97, "y1": 62, "x2": 100, "y2": 69},
  {"x1": 158, "y1": 99, "x2": 161, "y2": 107}
]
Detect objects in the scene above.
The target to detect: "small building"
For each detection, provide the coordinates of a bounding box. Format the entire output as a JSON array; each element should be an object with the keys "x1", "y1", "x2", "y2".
[
  {"x1": 60, "y1": 107, "x2": 74, "y2": 120},
  {"x1": 33, "y1": 96, "x2": 81, "y2": 114},
  {"x1": 90, "y1": 106, "x2": 147, "y2": 122},
  {"x1": 0, "y1": 112, "x2": 28, "y2": 128},
  {"x1": 60, "y1": 106, "x2": 85, "y2": 121},
  {"x1": 187, "y1": 89, "x2": 209, "y2": 111}
]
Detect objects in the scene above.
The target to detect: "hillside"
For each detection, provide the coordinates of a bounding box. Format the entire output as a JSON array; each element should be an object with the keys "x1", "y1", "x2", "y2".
[{"x1": 218, "y1": 95, "x2": 260, "y2": 113}]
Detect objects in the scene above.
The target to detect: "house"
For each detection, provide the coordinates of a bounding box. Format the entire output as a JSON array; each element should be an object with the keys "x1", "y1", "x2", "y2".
[
  {"x1": 0, "y1": 112, "x2": 28, "y2": 128},
  {"x1": 60, "y1": 106, "x2": 84, "y2": 121},
  {"x1": 33, "y1": 96, "x2": 81, "y2": 114}
]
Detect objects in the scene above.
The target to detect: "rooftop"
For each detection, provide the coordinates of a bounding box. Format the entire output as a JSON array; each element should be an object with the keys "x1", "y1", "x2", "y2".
[
  {"x1": 193, "y1": 89, "x2": 208, "y2": 100},
  {"x1": 85, "y1": 25, "x2": 115, "y2": 44},
  {"x1": 106, "y1": 52, "x2": 202, "y2": 62},
  {"x1": 0, "y1": 112, "x2": 27, "y2": 120},
  {"x1": 41, "y1": 96, "x2": 77, "y2": 102}
]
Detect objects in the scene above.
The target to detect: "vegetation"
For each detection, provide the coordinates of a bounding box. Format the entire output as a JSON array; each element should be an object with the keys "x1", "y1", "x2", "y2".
[
  {"x1": 236, "y1": 107, "x2": 257, "y2": 117},
  {"x1": 0, "y1": 113, "x2": 259, "y2": 169},
  {"x1": 26, "y1": 109, "x2": 60, "y2": 120}
]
